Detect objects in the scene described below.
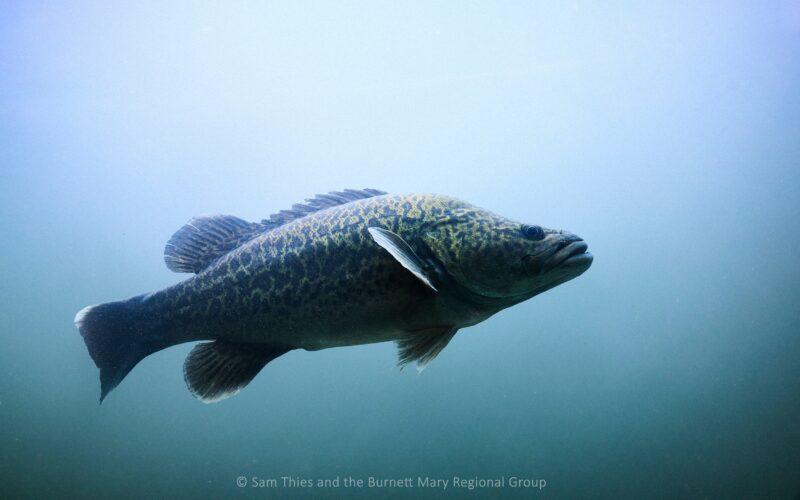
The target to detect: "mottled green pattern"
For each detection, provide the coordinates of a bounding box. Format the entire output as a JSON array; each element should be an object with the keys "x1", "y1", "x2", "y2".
[
  {"x1": 137, "y1": 190, "x2": 590, "y2": 357},
  {"x1": 75, "y1": 190, "x2": 590, "y2": 402},
  {"x1": 146, "y1": 194, "x2": 483, "y2": 349}
]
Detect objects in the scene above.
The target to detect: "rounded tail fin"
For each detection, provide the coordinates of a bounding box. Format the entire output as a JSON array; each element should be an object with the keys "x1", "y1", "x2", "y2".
[{"x1": 74, "y1": 295, "x2": 163, "y2": 403}]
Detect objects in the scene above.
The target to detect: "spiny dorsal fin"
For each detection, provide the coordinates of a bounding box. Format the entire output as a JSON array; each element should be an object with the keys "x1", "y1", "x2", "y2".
[
  {"x1": 165, "y1": 189, "x2": 387, "y2": 274},
  {"x1": 164, "y1": 215, "x2": 264, "y2": 273},
  {"x1": 396, "y1": 326, "x2": 458, "y2": 371},
  {"x1": 183, "y1": 341, "x2": 291, "y2": 403},
  {"x1": 261, "y1": 188, "x2": 387, "y2": 229}
]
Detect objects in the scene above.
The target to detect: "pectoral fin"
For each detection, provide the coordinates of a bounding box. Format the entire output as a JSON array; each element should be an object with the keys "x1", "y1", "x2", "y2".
[
  {"x1": 368, "y1": 227, "x2": 437, "y2": 292},
  {"x1": 396, "y1": 326, "x2": 458, "y2": 370}
]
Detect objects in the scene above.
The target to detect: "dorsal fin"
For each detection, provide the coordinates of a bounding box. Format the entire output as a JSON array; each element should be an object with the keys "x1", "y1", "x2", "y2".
[
  {"x1": 165, "y1": 189, "x2": 387, "y2": 274},
  {"x1": 261, "y1": 188, "x2": 387, "y2": 229},
  {"x1": 164, "y1": 215, "x2": 264, "y2": 273}
]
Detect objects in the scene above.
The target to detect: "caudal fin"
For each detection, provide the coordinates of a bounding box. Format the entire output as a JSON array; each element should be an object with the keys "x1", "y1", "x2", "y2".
[{"x1": 74, "y1": 295, "x2": 164, "y2": 402}]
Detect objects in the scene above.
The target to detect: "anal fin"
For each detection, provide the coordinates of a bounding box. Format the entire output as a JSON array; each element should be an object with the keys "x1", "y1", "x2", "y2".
[
  {"x1": 396, "y1": 326, "x2": 458, "y2": 371},
  {"x1": 183, "y1": 341, "x2": 291, "y2": 403}
]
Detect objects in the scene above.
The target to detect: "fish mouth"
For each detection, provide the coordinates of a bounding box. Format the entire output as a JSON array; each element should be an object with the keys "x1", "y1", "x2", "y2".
[{"x1": 541, "y1": 240, "x2": 593, "y2": 272}]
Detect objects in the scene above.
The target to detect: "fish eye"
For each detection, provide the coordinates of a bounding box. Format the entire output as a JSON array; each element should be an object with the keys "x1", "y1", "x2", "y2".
[{"x1": 522, "y1": 224, "x2": 545, "y2": 241}]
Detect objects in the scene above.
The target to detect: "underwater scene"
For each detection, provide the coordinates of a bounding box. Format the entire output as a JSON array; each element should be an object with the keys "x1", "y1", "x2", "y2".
[{"x1": 1, "y1": 2, "x2": 799, "y2": 498}]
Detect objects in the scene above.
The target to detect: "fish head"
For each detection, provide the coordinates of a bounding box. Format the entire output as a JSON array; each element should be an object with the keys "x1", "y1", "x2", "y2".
[{"x1": 422, "y1": 206, "x2": 593, "y2": 303}]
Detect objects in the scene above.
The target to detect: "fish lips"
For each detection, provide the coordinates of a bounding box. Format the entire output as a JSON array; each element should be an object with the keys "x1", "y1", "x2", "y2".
[
  {"x1": 531, "y1": 240, "x2": 593, "y2": 274},
  {"x1": 556, "y1": 241, "x2": 592, "y2": 269}
]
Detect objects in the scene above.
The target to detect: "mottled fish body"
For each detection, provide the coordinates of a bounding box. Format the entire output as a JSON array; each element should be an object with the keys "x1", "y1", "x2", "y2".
[
  {"x1": 75, "y1": 189, "x2": 592, "y2": 403},
  {"x1": 153, "y1": 194, "x2": 475, "y2": 348}
]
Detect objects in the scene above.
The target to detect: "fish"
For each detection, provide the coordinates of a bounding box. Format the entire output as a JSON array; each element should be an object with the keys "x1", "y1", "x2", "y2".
[{"x1": 74, "y1": 189, "x2": 593, "y2": 403}]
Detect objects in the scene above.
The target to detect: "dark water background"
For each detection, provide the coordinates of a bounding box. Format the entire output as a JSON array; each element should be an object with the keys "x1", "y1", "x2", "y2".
[{"x1": 2, "y1": 2, "x2": 799, "y2": 498}]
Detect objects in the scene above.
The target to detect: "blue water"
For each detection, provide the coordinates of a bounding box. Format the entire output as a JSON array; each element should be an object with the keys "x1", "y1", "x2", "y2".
[{"x1": 2, "y1": 2, "x2": 799, "y2": 498}]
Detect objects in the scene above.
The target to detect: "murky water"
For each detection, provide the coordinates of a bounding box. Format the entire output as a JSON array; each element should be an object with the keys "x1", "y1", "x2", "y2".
[{"x1": 1, "y1": 2, "x2": 799, "y2": 498}]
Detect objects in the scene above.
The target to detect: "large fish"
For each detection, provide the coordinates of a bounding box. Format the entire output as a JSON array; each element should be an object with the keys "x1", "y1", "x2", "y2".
[{"x1": 75, "y1": 189, "x2": 593, "y2": 403}]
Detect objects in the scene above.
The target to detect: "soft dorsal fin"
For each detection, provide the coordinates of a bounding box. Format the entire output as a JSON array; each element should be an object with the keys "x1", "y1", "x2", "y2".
[
  {"x1": 164, "y1": 215, "x2": 264, "y2": 273},
  {"x1": 261, "y1": 188, "x2": 387, "y2": 229},
  {"x1": 165, "y1": 189, "x2": 387, "y2": 274}
]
